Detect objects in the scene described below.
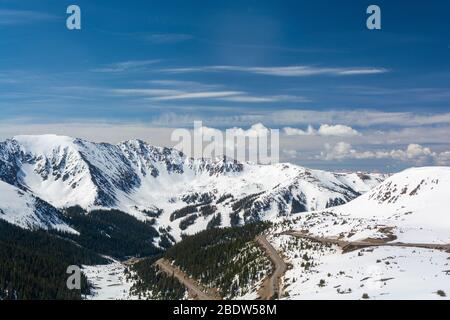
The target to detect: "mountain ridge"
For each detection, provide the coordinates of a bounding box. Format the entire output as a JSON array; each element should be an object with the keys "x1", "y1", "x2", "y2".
[{"x1": 0, "y1": 134, "x2": 386, "y2": 241}]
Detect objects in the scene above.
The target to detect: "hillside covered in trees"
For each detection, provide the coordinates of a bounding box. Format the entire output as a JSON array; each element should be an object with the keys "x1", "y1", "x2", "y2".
[
  {"x1": 164, "y1": 222, "x2": 272, "y2": 298},
  {"x1": 0, "y1": 220, "x2": 107, "y2": 300},
  {"x1": 128, "y1": 255, "x2": 187, "y2": 300},
  {"x1": 0, "y1": 206, "x2": 165, "y2": 300},
  {"x1": 128, "y1": 222, "x2": 272, "y2": 299},
  {"x1": 1, "y1": 204, "x2": 272, "y2": 300},
  {"x1": 57, "y1": 207, "x2": 161, "y2": 260}
]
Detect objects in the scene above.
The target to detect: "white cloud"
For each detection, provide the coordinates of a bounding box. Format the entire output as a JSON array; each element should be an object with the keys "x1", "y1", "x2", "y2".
[
  {"x1": 283, "y1": 126, "x2": 315, "y2": 136},
  {"x1": 320, "y1": 142, "x2": 450, "y2": 165},
  {"x1": 163, "y1": 65, "x2": 389, "y2": 77},
  {"x1": 112, "y1": 86, "x2": 307, "y2": 103},
  {"x1": 112, "y1": 88, "x2": 244, "y2": 101},
  {"x1": 321, "y1": 142, "x2": 354, "y2": 160},
  {"x1": 196, "y1": 123, "x2": 271, "y2": 138},
  {"x1": 436, "y1": 151, "x2": 450, "y2": 165},
  {"x1": 220, "y1": 94, "x2": 310, "y2": 103},
  {"x1": 228, "y1": 123, "x2": 271, "y2": 138},
  {"x1": 317, "y1": 124, "x2": 360, "y2": 137},
  {"x1": 283, "y1": 124, "x2": 360, "y2": 137}
]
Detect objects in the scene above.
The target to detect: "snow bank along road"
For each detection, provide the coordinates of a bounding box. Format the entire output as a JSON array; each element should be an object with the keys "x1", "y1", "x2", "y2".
[
  {"x1": 155, "y1": 259, "x2": 221, "y2": 300},
  {"x1": 256, "y1": 235, "x2": 288, "y2": 300},
  {"x1": 285, "y1": 231, "x2": 450, "y2": 253}
]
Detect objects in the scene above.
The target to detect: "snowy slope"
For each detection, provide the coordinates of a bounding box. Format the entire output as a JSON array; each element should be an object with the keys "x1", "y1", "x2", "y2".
[
  {"x1": 287, "y1": 167, "x2": 450, "y2": 245},
  {"x1": 0, "y1": 180, "x2": 76, "y2": 232},
  {"x1": 0, "y1": 135, "x2": 385, "y2": 239},
  {"x1": 259, "y1": 167, "x2": 450, "y2": 300},
  {"x1": 270, "y1": 234, "x2": 450, "y2": 300},
  {"x1": 83, "y1": 261, "x2": 139, "y2": 300}
]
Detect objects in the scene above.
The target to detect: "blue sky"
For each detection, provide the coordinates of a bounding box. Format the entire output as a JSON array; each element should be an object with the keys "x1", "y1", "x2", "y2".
[{"x1": 1, "y1": 0, "x2": 450, "y2": 171}]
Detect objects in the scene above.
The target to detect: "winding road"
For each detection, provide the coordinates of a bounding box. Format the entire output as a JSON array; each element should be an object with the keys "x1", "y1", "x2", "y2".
[
  {"x1": 155, "y1": 258, "x2": 220, "y2": 300},
  {"x1": 256, "y1": 235, "x2": 288, "y2": 300},
  {"x1": 285, "y1": 231, "x2": 450, "y2": 253},
  {"x1": 153, "y1": 232, "x2": 448, "y2": 300},
  {"x1": 155, "y1": 235, "x2": 289, "y2": 300}
]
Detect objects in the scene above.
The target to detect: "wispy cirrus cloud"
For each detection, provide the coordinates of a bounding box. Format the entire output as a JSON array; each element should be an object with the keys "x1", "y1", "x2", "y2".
[
  {"x1": 153, "y1": 91, "x2": 243, "y2": 101},
  {"x1": 111, "y1": 88, "x2": 242, "y2": 100},
  {"x1": 111, "y1": 85, "x2": 309, "y2": 103},
  {"x1": 146, "y1": 79, "x2": 219, "y2": 89},
  {"x1": 141, "y1": 33, "x2": 194, "y2": 43},
  {"x1": 92, "y1": 60, "x2": 161, "y2": 73},
  {"x1": 0, "y1": 9, "x2": 57, "y2": 25},
  {"x1": 162, "y1": 65, "x2": 389, "y2": 77},
  {"x1": 220, "y1": 94, "x2": 310, "y2": 103},
  {"x1": 144, "y1": 80, "x2": 309, "y2": 102}
]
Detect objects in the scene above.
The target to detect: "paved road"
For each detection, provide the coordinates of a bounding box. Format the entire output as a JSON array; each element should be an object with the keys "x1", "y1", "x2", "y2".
[
  {"x1": 286, "y1": 231, "x2": 450, "y2": 253},
  {"x1": 256, "y1": 235, "x2": 288, "y2": 300},
  {"x1": 155, "y1": 258, "x2": 220, "y2": 300}
]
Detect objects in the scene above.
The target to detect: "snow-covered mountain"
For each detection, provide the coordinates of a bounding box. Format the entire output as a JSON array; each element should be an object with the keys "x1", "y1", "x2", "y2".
[
  {"x1": 269, "y1": 167, "x2": 450, "y2": 300},
  {"x1": 0, "y1": 134, "x2": 386, "y2": 239},
  {"x1": 0, "y1": 180, "x2": 75, "y2": 233},
  {"x1": 287, "y1": 166, "x2": 450, "y2": 245}
]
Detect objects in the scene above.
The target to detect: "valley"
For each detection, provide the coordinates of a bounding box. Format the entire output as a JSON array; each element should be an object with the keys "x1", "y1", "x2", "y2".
[{"x1": 0, "y1": 135, "x2": 449, "y2": 300}]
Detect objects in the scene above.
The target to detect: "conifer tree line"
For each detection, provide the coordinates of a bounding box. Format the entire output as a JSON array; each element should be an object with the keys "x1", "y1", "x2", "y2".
[
  {"x1": 0, "y1": 204, "x2": 271, "y2": 299},
  {"x1": 164, "y1": 222, "x2": 271, "y2": 297},
  {"x1": 0, "y1": 206, "x2": 163, "y2": 300},
  {"x1": 0, "y1": 220, "x2": 105, "y2": 300},
  {"x1": 129, "y1": 222, "x2": 271, "y2": 299},
  {"x1": 58, "y1": 207, "x2": 161, "y2": 259},
  {"x1": 128, "y1": 256, "x2": 187, "y2": 300}
]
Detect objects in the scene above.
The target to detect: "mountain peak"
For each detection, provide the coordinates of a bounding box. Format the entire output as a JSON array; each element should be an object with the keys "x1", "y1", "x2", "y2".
[{"x1": 12, "y1": 134, "x2": 76, "y2": 152}]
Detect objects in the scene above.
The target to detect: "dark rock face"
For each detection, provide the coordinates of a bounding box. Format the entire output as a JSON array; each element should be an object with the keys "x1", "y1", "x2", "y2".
[
  {"x1": 0, "y1": 140, "x2": 21, "y2": 186},
  {"x1": 32, "y1": 196, "x2": 68, "y2": 229},
  {"x1": 326, "y1": 198, "x2": 347, "y2": 208}
]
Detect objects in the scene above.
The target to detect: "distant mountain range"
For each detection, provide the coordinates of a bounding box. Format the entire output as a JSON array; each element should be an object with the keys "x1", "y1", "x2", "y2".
[{"x1": 0, "y1": 134, "x2": 386, "y2": 242}]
